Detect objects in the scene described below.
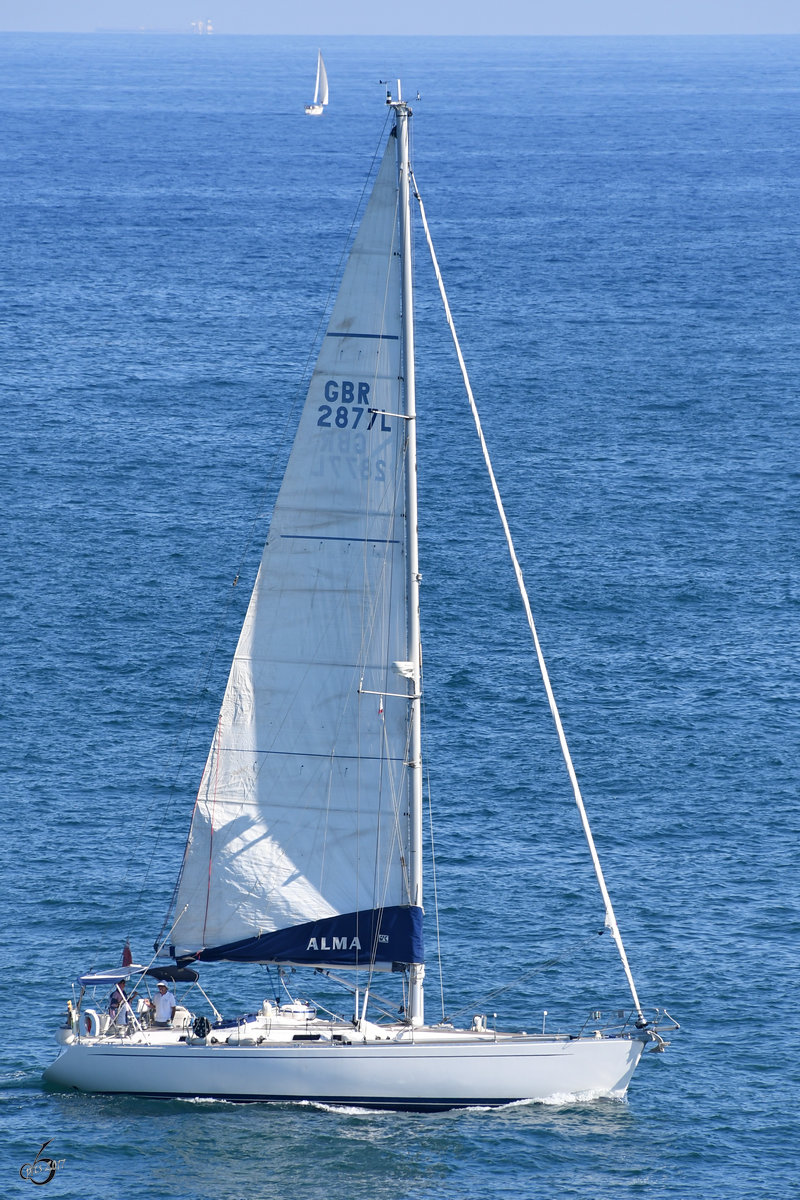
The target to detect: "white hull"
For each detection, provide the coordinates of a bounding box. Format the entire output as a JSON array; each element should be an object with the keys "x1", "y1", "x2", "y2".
[
  {"x1": 44, "y1": 1027, "x2": 644, "y2": 1111},
  {"x1": 304, "y1": 103, "x2": 324, "y2": 116}
]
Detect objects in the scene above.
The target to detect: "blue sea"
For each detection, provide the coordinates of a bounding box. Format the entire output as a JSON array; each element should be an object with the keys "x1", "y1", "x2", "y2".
[{"x1": 2, "y1": 31, "x2": 799, "y2": 1200}]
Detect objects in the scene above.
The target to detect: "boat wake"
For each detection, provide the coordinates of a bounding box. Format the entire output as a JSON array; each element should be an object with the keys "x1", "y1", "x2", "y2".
[
  {"x1": 523, "y1": 1089, "x2": 628, "y2": 1108},
  {"x1": 296, "y1": 1090, "x2": 627, "y2": 1116}
]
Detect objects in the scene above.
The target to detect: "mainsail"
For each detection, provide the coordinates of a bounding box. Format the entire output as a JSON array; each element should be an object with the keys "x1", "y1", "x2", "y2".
[{"x1": 169, "y1": 136, "x2": 423, "y2": 971}]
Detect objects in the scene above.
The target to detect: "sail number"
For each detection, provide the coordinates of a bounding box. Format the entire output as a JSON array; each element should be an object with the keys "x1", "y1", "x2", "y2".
[{"x1": 318, "y1": 380, "x2": 391, "y2": 432}]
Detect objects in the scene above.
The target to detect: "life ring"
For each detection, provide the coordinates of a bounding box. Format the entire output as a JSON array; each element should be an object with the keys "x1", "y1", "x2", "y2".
[{"x1": 83, "y1": 1008, "x2": 102, "y2": 1037}]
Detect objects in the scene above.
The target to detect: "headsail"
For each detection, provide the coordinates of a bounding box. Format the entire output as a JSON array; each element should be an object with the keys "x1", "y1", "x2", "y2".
[
  {"x1": 316, "y1": 53, "x2": 329, "y2": 107},
  {"x1": 169, "y1": 135, "x2": 422, "y2": 972}
]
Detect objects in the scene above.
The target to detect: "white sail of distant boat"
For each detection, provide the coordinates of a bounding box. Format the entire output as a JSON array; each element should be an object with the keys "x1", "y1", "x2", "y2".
[
  {"x1": 305, "y1": 51, "x2": 329, "y2": 115},
  {"x1": 44, "y1": 83, "x2": 676, "y2": 1110}
]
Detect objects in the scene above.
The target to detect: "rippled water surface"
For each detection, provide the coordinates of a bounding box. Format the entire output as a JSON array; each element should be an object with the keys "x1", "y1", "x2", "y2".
[{"x1": 2, "y1": 32, "x2": 799, "y2": 1200}]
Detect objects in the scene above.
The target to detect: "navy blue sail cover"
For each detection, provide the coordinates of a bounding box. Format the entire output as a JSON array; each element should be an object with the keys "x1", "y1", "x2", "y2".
[{"x1": 181, "y1": 905, "x2": 424, "y2": 970}]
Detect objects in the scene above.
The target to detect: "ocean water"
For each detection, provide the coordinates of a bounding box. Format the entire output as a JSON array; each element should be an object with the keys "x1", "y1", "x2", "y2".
[{"x1": 2, "y1": 31, "x2": 799, "y2": 1200}]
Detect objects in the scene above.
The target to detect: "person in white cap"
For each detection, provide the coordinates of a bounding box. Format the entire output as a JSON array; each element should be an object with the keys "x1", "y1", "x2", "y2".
[{"x1": 151, "y1": 980, "x2": 176, "y2": 1027}]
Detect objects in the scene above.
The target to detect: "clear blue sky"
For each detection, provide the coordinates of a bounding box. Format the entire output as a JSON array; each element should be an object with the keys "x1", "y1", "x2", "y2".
[{"x1": 1, "y1": 1, "x2": 799, "y2": 35}]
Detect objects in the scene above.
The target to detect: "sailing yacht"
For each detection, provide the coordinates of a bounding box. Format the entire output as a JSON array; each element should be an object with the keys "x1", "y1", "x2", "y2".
[
  {"x1": 44, "y1": 85, "x2": 675, "y2": 1110},
  {"x1": 305, "y1": 51, "x2": 329, "y2": 115}
]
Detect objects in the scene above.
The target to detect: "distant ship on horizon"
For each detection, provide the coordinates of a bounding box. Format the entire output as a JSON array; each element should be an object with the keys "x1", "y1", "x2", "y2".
[{"x1": 93, "y1": 20, "x2": 213, "y2": 35}]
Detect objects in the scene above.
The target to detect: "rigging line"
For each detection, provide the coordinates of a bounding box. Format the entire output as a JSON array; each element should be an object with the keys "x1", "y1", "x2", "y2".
[
  {"x1": 421, "y1": 692, "x2": 446, "y2": 1022},
  {"x1": 411, "y1": 171, "x2": 646, "y2": 1024},
  {"x1": 439, "y1": 929, "x2": 606, "y2": 1026}
]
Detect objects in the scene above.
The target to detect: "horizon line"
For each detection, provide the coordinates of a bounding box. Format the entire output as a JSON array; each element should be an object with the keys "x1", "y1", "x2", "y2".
[{"x1": 2, "y1": 29, "x2": 800, "y2": 39}]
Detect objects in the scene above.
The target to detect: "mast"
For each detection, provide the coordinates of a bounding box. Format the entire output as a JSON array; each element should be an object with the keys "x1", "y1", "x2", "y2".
[{"x1": 389, "y1": 83, "x2": 425, "y2": 1026}]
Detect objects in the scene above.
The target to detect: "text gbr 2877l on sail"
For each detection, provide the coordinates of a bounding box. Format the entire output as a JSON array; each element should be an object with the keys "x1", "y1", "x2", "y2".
[{"x1": 44, "y1": 85, "x2": 677, "y2": 1111}]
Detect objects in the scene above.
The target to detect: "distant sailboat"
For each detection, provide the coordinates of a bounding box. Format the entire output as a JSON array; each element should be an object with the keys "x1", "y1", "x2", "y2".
[{"x1": 305, "y1": 51, "x2": 329, "y2": 116}]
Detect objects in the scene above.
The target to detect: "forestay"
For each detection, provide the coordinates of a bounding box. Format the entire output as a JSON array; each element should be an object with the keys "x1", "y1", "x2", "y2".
[{"x1": 168, "y1": 137, "x2": 423, "y2": 971}]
